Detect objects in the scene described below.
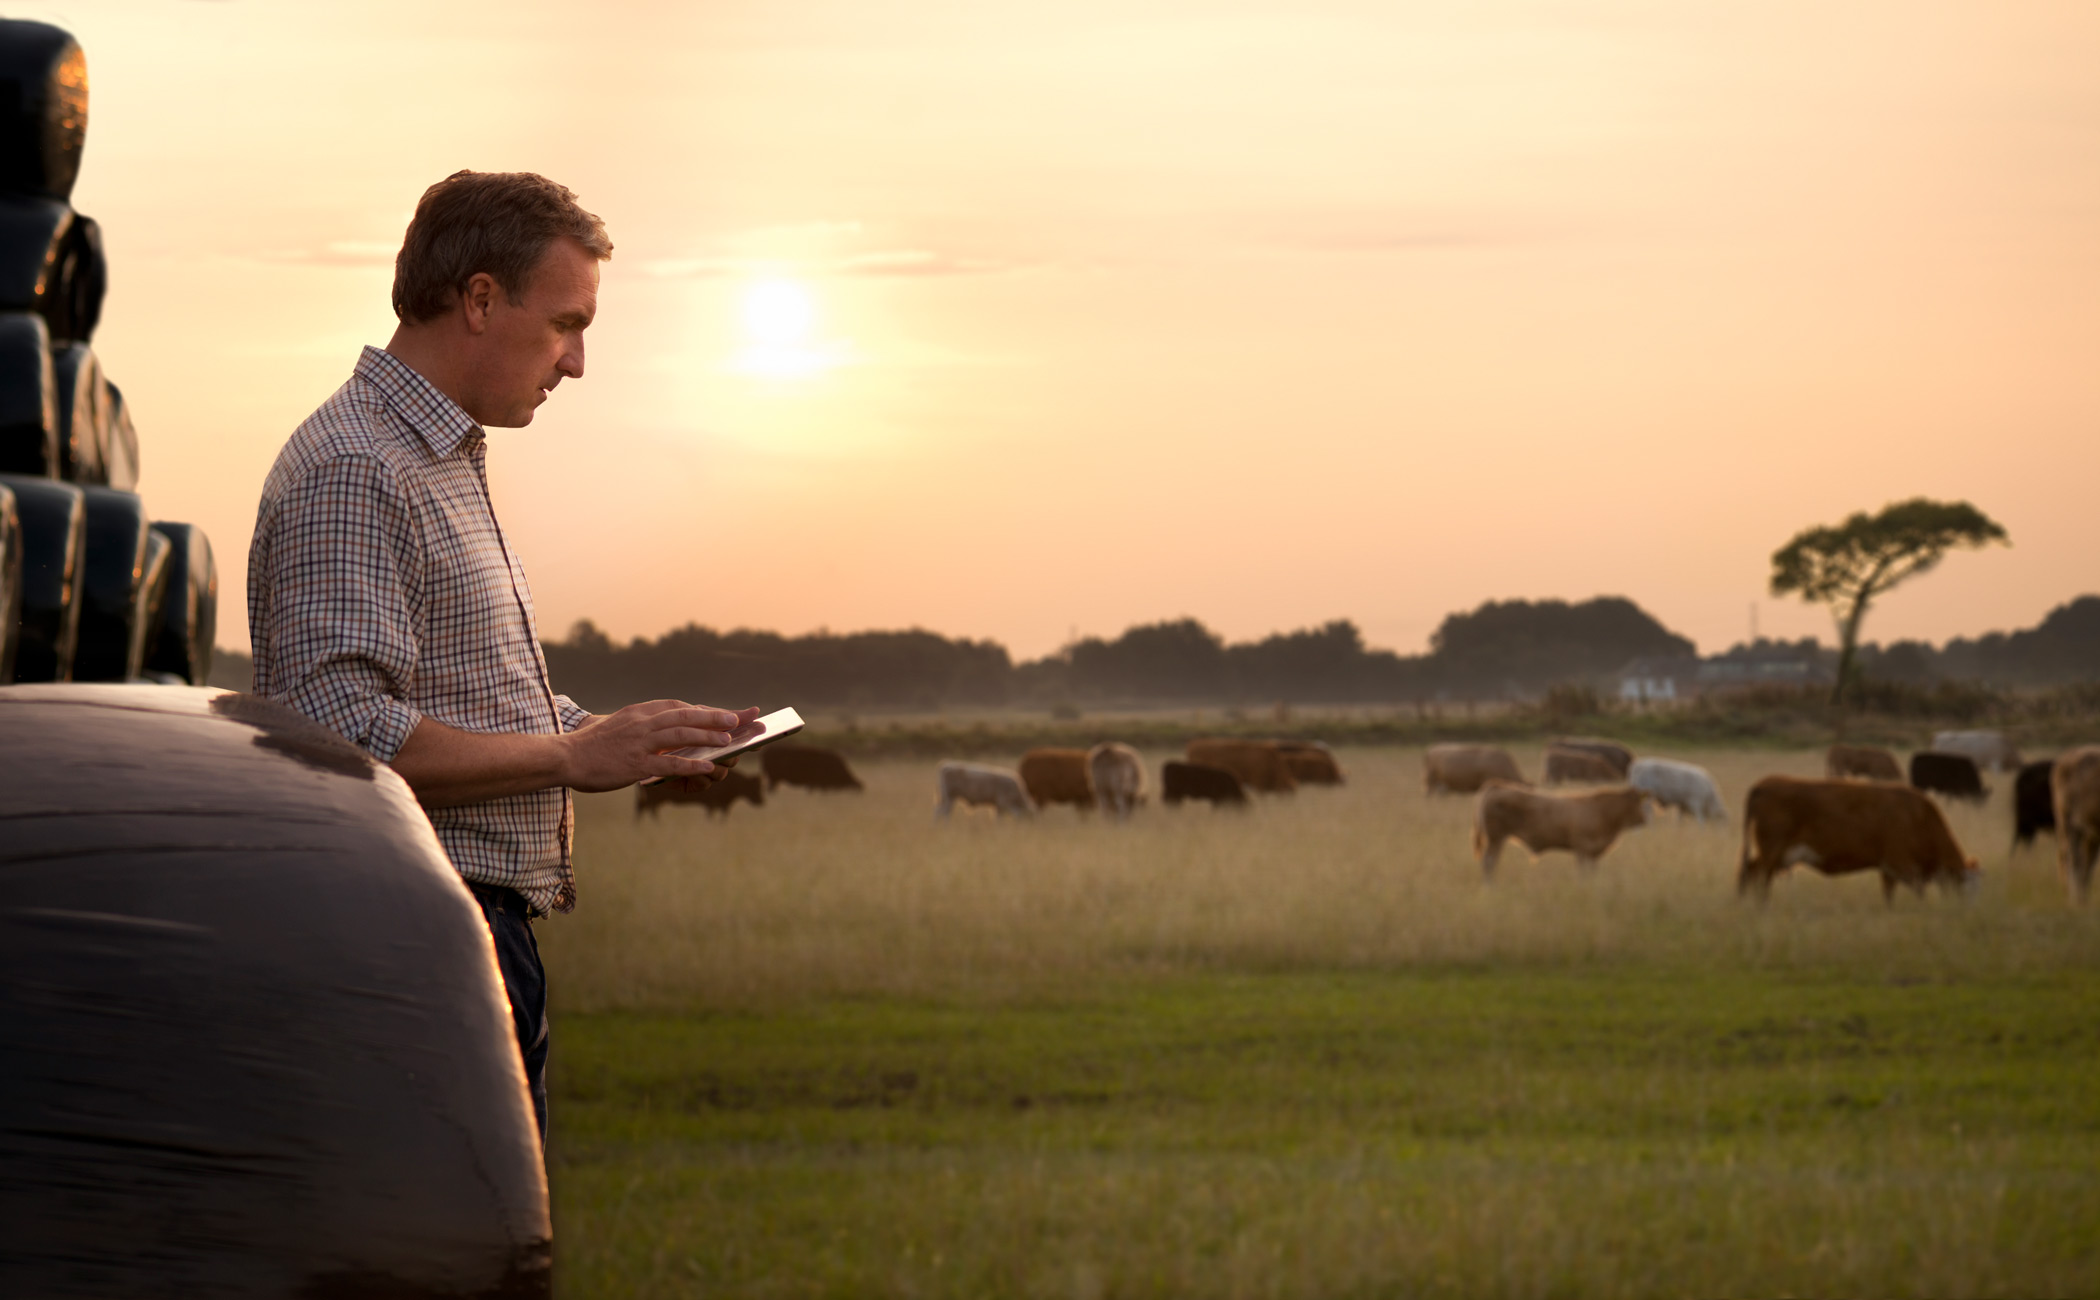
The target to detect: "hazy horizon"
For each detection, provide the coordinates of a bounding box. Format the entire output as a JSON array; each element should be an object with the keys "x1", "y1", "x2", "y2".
[{"x1": 38, "y1": 0, "x2": 2098, "y2": 661}]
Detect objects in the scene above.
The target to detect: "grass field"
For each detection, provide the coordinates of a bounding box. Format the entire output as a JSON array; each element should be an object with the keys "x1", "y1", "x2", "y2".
[{"x1": 539, "y1": 746, "x2": 2100, "y2": 1297}]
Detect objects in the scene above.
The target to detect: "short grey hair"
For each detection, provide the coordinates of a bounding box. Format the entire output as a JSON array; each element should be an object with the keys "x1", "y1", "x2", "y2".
[{"x1": 391, "y1": 170, "x2": 612, "y2": 324}]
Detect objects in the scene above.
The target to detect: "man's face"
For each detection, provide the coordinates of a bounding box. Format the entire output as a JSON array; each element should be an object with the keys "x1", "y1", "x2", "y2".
[{"x1": 473, "y1": 237, "x2": 599, "y2": 428}]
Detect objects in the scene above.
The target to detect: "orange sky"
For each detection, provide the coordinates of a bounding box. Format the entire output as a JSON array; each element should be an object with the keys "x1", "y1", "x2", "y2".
[{"x1": 41, "y1": 0, "x2": 2100, "y2": 660}]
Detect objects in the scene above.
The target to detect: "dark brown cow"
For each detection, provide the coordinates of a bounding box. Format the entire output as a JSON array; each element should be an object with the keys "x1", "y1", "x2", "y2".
[
  {"x1": 1910, "y1": 751, "x2": 1988, "y2": 803},
  {"x1": 1162, "y1": 761, "x2": 1248, "y2": 807},
  {"x1": 1473, "y1": 783, "x2": 1649, "y2": 877},
  {"x1": 2053, "y1": 747, "x2": 2100, "y2": 903},
  {"x1": 1020, "y1": 747, "x2": 1096, "y2": 810},
  {"x1": 2013, "y1": 760, "x2": 2056, "y2": 850},
  {"x1": 635, "y1": 768, "x2": 764, "y2": 818},
  {"x1": 1826, "y1": 743, "x2": 1903, "y2": 782},
  {"x1": 1186, "y1": 738, "x2": 1297, "y2": 793},
  {"x1": 1424, "y1": 744, "x2": 1524, "y2": 795},
  {"x1": 761, "y1": 744, "x2": 862, "y2": 792},
  {"x1": 1543, "y1": 745, "x2": 1622, "y2": 786},
  {"x1": 1738, "y1": 775, "x2": 1978, "y2": 902},
  {"x1": 1274, "y1": 741, "x2": 1344, "y2": 785},
  {"x1": 1548, "y1": 737, "x2": 1633, "y2": 778}
]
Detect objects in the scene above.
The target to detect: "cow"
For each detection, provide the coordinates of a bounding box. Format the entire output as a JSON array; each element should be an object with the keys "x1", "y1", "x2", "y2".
[
  {"x1": 1274, "y1": 741, "x2": 1345, "y2": 785},
  {"x1": 1544, "y1": 745, "x2": 1623, "y2": 786},
  {"x1": 935, "y1": 762, "x2": 1033, "y2": 818},
  {"x1": 635, "y1": 768, "x2": 764, "y2": 818},
  {"x1": 762, "y1": 744, "x2": 863, "y2": 792},
  {"x1": 1826, "y1": 743, "x2": 1903, "y2": 782},
  {"x1": 1020, "y1": 747, "x2": 1096, "y2": 810},
  {"x1": 1186, "y1": 738, "x2": 1297, "y2": 794},
  {"x1": 2013, "y1": 759, "x2": 2057, "y2": 850},
  {"x1": 1628, "y1": 757, "x2": 1726, "y2": 824},
  {"x1": 1087, "y1": 742, "x2": 1146, "y2": 817},
  {"x1": 1473, "y1": 783, "x2": 1649, "y2": 878},
  {"x1": 1910, "y1": 751, "x2": 1988, "y2": 803},
  {"x1": 1424, "y1": 744, "x2": 1525, "y2": 795},
  {"x1": 1738, "y1": 775, "x2": 1979, "y2": 902},
  {"x1": 2053, "y1": 747, "x2": 2100, "y2": 903},
  {"x1": 1931, "y1": 730, "x2": 2024, "y2": 774},
  {"x1": 1161, "y1": 760, "x2": 1248, "y2": 807},
  {"x1": 1548, "y1": 737, "x2": 1633, "y2": 778}
]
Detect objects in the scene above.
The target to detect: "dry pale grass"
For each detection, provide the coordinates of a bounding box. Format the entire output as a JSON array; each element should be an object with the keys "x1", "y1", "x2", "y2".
[{"x1": 543, "y1": 746, "x2": 2100, "y2": 1012}]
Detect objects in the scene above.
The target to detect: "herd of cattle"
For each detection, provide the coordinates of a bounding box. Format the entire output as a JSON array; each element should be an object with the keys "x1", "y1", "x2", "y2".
[{"x1": 633, "y1": 729, "x2": 2100, "y2": 907}]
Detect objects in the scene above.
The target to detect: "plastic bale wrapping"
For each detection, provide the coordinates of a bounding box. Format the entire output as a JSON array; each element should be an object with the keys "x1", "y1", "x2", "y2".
[
  {"x1": 0, "y1": 310, "x2": 55, "y2": 474},
  {"x1": 50, "y1": 339, "x2": 103, "y2": 482},
  {"x1": 127, "y1": 526, "x2": 167, "y2": 678},
  {"x1": 0, "y1": 473, "x2": 80, "y2": 680},
  {"x1": 41, "y1": 208, "x2": 100, "y2": 342},
  {"x1": 0, "y1": 20, "x2": 86, "y2": 202},
  {"x1": 101, "y1": 375, "x2": 136, "y2": 489},
  {"x1": 144, "y1": 520, "x2": 215, "y2": 685},
  {"x1": 69, "y1": 483, "x2": 143, "y2": 681},
  {"x1": 0, "y1": 197, "x2": 97, "y2": 338},
  {"x1": 0, "y1": 482, "x2": 19, "y2": 681},
  {"x1": 0, "y1": 686, "x2": 553, "y2": 1299}
]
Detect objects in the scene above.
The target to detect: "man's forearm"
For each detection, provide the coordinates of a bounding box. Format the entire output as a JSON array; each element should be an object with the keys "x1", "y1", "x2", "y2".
[{"x1": 390, "y1": 717, "x2": 577, "y2": 808}]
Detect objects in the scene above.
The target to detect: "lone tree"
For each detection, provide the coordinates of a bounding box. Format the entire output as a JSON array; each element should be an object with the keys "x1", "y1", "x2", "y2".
[{"x1": 1770, "y1": 498, "x2": 2008, "y2": 703}]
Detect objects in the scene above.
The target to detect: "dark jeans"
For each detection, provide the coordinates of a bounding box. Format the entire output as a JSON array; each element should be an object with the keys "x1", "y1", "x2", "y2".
[{"x1": 468, "y1": 882, "x2": 549, "y2": 1145}]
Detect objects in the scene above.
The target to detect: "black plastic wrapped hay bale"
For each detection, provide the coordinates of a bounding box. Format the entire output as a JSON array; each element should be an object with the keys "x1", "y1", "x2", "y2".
[
  {"x1": 0, "y1": 480, "x2": 19, "y2": 680},
  {"x1": 129, "y1": 525, "x2": 168, "y2": 674},
  {"x1": 0, "y1": 19, "x2": 87, "y2": 203},
  {"x1": 0, "y1": 472, "x2": 81, "y2": 679},
  {"x1": 0, "y1": 309, "x2": 55, "y2": 474},
  {"x1": 0, "y1": 685, "x2": 552, "y2": 1297},
  {"x1": 0, "y1": 197, "x2": 103, "y2": 344},
  {"x1": 52, "y1": 338, "x2": 104, "y2": 482},
  {"x1": 143, "y1": 519, "x2": 214, "y2": 685},
  {"x1": 70, "y1": 483, "x2": 143, "y2": 680},
  {"x1": 101, "y1": 374, "x2": 136, "y2": 490}
]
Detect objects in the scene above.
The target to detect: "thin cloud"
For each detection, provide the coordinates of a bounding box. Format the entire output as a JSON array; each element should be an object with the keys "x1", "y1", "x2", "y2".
[
  {"x1": 640, "y1": 248, "x2": 1033, "y2": 280},
  {"x1": 249, "y1": 240, "x2": 399, "y2": 268}
]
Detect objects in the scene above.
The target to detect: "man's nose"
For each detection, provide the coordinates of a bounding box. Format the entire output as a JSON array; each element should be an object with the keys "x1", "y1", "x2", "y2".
[{"x1": 559, "y1": 338, "x2": 585, "y2": 380}]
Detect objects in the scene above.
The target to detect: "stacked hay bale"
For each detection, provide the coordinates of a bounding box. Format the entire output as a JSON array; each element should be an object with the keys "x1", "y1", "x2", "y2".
[{"x1": 0, "y1": 20, "x2": 214, "y2": 684}]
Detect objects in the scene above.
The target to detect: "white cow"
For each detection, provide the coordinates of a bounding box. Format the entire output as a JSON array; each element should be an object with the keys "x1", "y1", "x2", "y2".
[
  {"x1": 1628, "y1": 757, "x2": 1726, "y2": 824},
  {"x1": 1087, "y1": 742, "x2": 1146, "y2": 817},
  {"x1": 935, "y1": 762, "x2": 1034, "y2": 818},
  {"x1": 1930, "y1": 730, "x2": 2023, "y2": 773}
]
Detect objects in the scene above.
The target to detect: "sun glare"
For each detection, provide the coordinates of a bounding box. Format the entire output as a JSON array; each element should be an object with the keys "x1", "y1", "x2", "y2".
[{"x1": 733, "y1": 278, "x2": 844, "y2": 379}]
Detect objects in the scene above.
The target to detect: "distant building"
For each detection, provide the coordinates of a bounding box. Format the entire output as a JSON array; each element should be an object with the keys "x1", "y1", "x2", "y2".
[
  {"x1": 1617, "y1": 655, "x2": 1701, "y2": 704},
  {"x1": 1617, "y1": 646, "x2": 1832, "y2": 703}
]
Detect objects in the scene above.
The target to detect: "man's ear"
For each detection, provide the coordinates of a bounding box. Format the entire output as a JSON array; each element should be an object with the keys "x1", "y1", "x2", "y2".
[{"x1": 459, "y1": 272, "x2": 500, "y2": 336}]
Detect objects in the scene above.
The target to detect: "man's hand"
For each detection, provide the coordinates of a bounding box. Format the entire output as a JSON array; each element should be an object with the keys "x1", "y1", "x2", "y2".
[{"x1": 557, "y1": 700, "x2": 762, "y2": 793}]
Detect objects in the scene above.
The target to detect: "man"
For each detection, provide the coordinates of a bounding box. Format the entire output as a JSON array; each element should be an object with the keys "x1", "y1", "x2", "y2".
[{"x1": 248, "y1": 171, "x2": 751, "y2": 1141}]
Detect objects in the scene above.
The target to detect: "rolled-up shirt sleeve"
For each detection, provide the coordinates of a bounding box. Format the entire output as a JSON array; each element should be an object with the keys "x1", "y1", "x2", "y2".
[
  {"x1": 256, "y1": 453, "x2": 426, "y2": 762},
  {"x1": 553, "y1": 694, "x2": 592, "y2": 734}
]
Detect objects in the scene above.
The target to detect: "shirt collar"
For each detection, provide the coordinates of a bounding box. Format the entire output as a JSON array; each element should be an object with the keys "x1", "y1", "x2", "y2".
[{"x1": 355, "y1": 345, "x2": 484, "y2": 457}]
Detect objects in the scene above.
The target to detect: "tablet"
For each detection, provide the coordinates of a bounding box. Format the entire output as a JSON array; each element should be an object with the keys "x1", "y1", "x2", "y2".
[{"x1": 639, "y1": 706, "x2": 806, "y2": 786}]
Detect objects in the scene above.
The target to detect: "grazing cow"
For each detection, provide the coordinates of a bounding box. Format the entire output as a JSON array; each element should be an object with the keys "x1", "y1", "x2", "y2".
[
  {"x1": 1087, "y1": 742, "x2": 1146, "y2": 817},
  {"x1": 1544, "y1": 745, "x2": 1623, "y2": 786},
  {"x1": 2013, "y1": 759, "x2": 2057, "y2": 849},
  {"x1": 935, "y1": 762, "x2": 1033, "y2": 818},
  {"x1": 1424, "y1": 744, "x2": 1525, "y2": 795},
  {"x1": 1274, "y1": 741, "x2": 1345, "y2": 785},
  {"x1": 762, "y1": 744, "x2": 863, "y2": 792},
  {"x1": 1473, "y1": 783, "x2": 1649, "y2": 877},
  {"x1": 1186, "y1": 738, "x2": 1297, "y2": 793},
  {"x1": 2053, "y1": 747, "x2": 2100, "y2": 903},
  {"x1": 635, "y1": 769, "x2": 764, "y2": 818},
  {"x1": 1628, "y1": 757, "x2": 1725, "y2": 824},
  {"x1": 1826, "y1": 743, "x2": 1903, "y2": 782},
  {"x1": 1161, "y1": 760, "x2": 1248, "y2": 807},
  {"x1": 1738, "y1": 775, "x2": 1979, "y2": 902},
  {"x1": 1931, "y1": 730, "x2": 2024, "y2": 774},
  {"x1": 1910, "y1": 751, "x2": 1988, "y2": 803},
  {"x1": 1021, "y1": 747, "x2": 1097, "y2": 810},
  {"x1": 1549, "y1": 737, "x2": 1633, "y2": 778}
]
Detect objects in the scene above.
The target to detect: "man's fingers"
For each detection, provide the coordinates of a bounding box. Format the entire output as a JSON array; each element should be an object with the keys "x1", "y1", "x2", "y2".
[
  {"x1": 647, "y1": 754, "x2": 716, "y2": 778},
  {"x1": 653, "y1": 728, "x2": 735, "y2": 751}
]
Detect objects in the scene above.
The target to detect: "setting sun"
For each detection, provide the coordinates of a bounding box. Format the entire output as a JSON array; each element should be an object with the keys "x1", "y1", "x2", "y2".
[{"x1": 732, "y1": 277, "x2": 843, "y2": 379}]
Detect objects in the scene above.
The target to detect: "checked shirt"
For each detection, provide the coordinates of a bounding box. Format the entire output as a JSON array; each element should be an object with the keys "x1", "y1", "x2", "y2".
[{"x1": 249, "y1": 345, "x2": 589, "y2": 914}]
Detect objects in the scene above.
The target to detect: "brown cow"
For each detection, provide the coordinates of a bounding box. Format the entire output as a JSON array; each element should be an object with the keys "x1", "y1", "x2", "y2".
[
  {"x1": 1473, "y1": 783, "x2": 1649, "y2": 877},
  {"x1": 1274, "y1": 741, "x2": 1344, "y2": 785},
  {"x1": 1020, "y1": 747, "x2": 1096, "y2": 810},
  {"x1": 1186, "y1": 738, "x2": 1297, "y2": 794},
  {"x1": 1424, "y1": 744, "x2": 1525, "y2": 795},
  {"x1": 762, "y1": 744, "x2": 863, "y2": 792},
  {"x1": 635, "y1": 768, "x2": 764, "y2": 818},
  {"x1": 1161, "y1": 761, "x2": 1247, "y2": 807},
  {"x1": 2052, "y1": 747, "x2": 2100, "y2": 903},
  {"x1": 1738, "y1": 775, "x2": 1978, "y2": 902},
  {"x1": 1548, "y1": 737, "x2": 1633, "y2": 777},
  {"x1": 1544, "y1": 745, "x2": 1622, "y2": 786},
  {"x1": 1826, "y1": 743, "x2": 1903, "y2": 782}
]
